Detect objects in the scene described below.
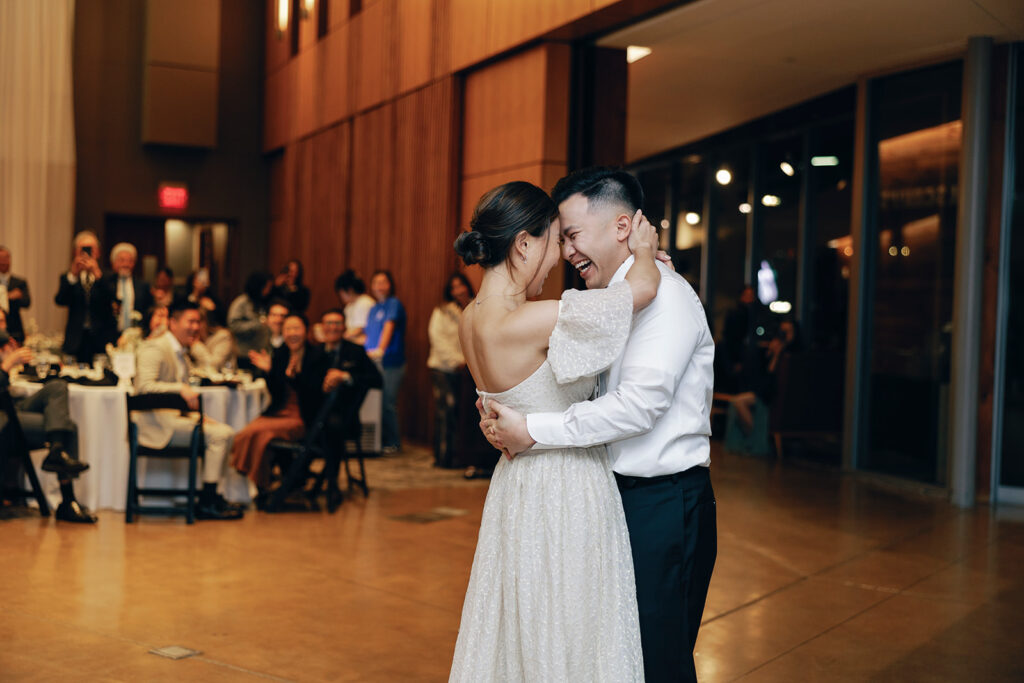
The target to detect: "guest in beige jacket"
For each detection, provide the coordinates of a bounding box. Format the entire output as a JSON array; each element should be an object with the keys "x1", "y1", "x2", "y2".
[{"x1": 134, "y1": 301, "x2": 244, "y2": 520}]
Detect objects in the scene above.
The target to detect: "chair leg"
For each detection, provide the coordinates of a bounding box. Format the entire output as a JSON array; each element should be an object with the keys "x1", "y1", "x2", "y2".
[
  {"x1": 126, "y1": 442, "x2": 137, "y2": 523},
  {"x1": 773, "y1": 433, "x2": 784, "y2": 461},
  {"x1": 20, "y1": 446, "x2": 50, "y2": 517},
  {"x1": 186, "y1": 438, "x2": 199, "y2": 525}
]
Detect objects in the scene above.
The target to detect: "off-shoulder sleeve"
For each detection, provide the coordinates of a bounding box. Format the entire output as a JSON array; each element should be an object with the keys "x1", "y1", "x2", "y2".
[{"x1": 547, "y1": 280, "x2": 633, "y2": 383}]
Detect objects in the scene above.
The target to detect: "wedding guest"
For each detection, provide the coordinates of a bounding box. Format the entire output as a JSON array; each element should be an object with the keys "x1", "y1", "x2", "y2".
[
  {"x1": 273, "y1": 259, "x2": 311, "y2": 314},
  {"x1": 318, "y1": 308, "x2": 381, "y2": 510},
  {"x1": 427, "y1": 273, "x2": 473, "y2": 468},
  {"x1": 730, "y1": 318, "x2": 802, "y2": 435},
  {"x1": 104, "y1": 243, "x2": 154, "y2": 334},
  {"x1": 0, "y1": 310, "x2": 95, "y2": 522},
  {"x1": 231, "y1": 313, "x2": 325, "y2": 497},
  {"x1": 151, "y1": 267, "x2": 175, "y2": 308},
  {"x1": 0, "y1": 246, "x2": 31, "y2": 343},
  {"x1": 116, "y1": 304, "x2": 168, "y2": 348},
  {"x1": 228, "y1": 271, "x2": 273, "y2": 365},
  {"x1": 55, "y1": 231, "x2": 117, "y2": 362},
  {"x1": 181, "y1": 268, "x2": 220, "y2": 313},
  {"x1": 134, "y1": 301, "x2": 243, "y2": 520},
  {"x1": 266, "y1": 300, "x2": 290, "y2": 350},
  {"x1": 334, "y1": 270, "x2": 375, "y2": 344},
  {"x1": 364, "y1": 270, "x2": 406, "y2": 453},
  {"x1": 191, "y1": 306, "x2": 235, "y2": 373}
]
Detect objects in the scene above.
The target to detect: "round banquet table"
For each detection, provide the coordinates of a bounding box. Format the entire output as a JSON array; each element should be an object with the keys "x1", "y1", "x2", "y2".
[{"x1": 10, "y1": 379, "x2": 269, "y2": 511}]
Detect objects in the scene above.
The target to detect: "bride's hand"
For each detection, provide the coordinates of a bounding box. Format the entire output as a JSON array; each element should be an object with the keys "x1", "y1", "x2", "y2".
[{"x1": 627, "y1": 209, "x2": 658, "y2": 254}]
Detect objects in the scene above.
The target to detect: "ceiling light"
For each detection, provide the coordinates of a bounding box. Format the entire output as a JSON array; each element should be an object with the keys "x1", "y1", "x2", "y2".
[
  {"x1": 685, "y1": 212, "x2": 700, "y2": 225},
  {"x1": 769, "y1": 301, "x2": 792, "y2": 314},
  {"x1": 276, "y1": 0, "x2": 290, "y2": 37},
  {"x1": 715, "y1": 168, "x2": 732, "y2": 185},
  {"x1": 843, "y1": 246, "x2": 853, "y2": 256},
  {"x1": 780, "y1": 161, "x2": 795, "y2": 177},
  {"x1": 888, "y1": 246, "x2": 899, "y2": 256},
  {"x1": 739, "y1": 203, "x2": 751, "y2": 214},
  {"x1": 660, "y1": 219, "x2": 670, "y2": 229},
  {"x1": 761, "y1": 194, "x2": 781, "y2": 207},
  {"x1": 626, "y1": 46, "x2": 652, "y2": 64},
  {"x1": 811, "y1": 156, "x2": 840, "y2": 167},
  {"x1": 901, "y1": 246, "x2": 910, "y2": 256}
]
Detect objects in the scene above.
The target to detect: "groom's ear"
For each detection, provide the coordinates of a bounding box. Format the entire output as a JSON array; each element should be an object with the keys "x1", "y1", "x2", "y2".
[{"x1": 614, "y1": 212, "x2": 633, "y2": 243}]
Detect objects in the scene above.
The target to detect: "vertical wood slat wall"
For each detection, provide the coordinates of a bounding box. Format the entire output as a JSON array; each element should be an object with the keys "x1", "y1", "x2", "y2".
[{"x1": 264, "y1": 0, "x2": 652, "y2": 442}]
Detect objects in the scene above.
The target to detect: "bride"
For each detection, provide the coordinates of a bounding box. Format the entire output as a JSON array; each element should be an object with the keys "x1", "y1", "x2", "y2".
[{"x1": 449, "y1": 181, "x2": 660, "y2": 682}]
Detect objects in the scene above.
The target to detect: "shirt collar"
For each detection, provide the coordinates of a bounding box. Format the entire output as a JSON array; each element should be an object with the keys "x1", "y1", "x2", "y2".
[
  {"x1": 608, "y1": 255, "x2": 635, "y2": 285},
  {"x1": 166, "y1": 331, "x2": 185, "y2": 356}
]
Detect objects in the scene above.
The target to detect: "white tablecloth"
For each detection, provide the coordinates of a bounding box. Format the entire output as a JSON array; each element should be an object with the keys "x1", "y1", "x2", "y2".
[{"x1": 12, "y1": 380, "x2": 269, "y2": 511}]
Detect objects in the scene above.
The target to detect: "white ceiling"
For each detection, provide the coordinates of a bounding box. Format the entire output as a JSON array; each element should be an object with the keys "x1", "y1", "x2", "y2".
[{"x1": 598, "y1": 0, "x2": 1024, "y2": 161}]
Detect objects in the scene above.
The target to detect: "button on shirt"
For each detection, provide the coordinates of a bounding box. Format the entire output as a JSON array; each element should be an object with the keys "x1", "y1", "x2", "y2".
[{"x1": 526, "y1": 257, "x2": 715, "y2": 477}]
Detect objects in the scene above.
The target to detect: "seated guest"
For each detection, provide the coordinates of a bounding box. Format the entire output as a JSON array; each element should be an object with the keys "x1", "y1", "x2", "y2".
[
  {"x1": 117, "y1": 304, "x2": 169, "y2": 348},
  {"x1": 265, "y1": 299, "x2": 290, "y2": 350},
  {"x1": 730, "y1": 319, "x2": 802, "y2": 435},
  {"x1": 191, "y1": 307, "x2": 235, "y2": 373},
  {"x1": 151, "y1": 267, "x2": 175, "y2": 308},
  {"x1": 0, "y1": 245, "x2": 32, "y2": 344},
  {"x1": 228, "y1": 271, "x2": 273, "y2": 366},
  {"x1": 273, "y1": 260, "x2": 311, "y2": 314},
  {"x1": 334, "y1": 270, "x2": 375, "y2": 344},
  {"x1": 105, "y1": 242, "x2": 154, "y2": 335},
  {"x1": 134, "y1": 302, "x2": 243, "y2": 520},
  {"x1": 0, "y1": 310, "x2": 94, "y2": 523},
  {"x1": 231, "y1": 313, "x2": 325, "y2": 498},
  {"x1": 318, "y1": 308, "x2": 381, "y2": 509}
]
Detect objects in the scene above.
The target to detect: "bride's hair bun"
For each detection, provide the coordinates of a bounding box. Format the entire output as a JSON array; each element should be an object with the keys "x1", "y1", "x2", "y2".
[
  {"x1": 454, "y1": 182, "x2": 558, "y2": 269},
  {"x1": 454, "y1": 230, "x2": 491, "y2": 266}
]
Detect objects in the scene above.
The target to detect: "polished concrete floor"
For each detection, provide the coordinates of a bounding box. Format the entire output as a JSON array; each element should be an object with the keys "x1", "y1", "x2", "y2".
[{"x1": 1, "y1": 444, "x2": 1022, "y2": 682}]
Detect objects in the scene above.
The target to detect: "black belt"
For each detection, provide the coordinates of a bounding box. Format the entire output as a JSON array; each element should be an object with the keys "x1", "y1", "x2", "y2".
[{"x1": 614, "y1": 467, "x2": 708, "y2": 489}]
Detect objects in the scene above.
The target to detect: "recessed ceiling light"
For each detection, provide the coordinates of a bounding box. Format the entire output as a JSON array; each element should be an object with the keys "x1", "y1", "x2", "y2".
[
  {"x1": 811, "y1": 156, "x2": 840, "y2": 167},
  {"x1": 715, "y1": 168, "x2": 732, "y2": 185},
  {"x1": 769, "y1": 301, "x2": 792, "y2": 314},
  {"x1": 739, "y1": 203, "x2": 752, "y2": 214},
  {"x1": 626, "y1": 46, "x2": 652, "y2": 64},
  {"x1": 780, "y1": 162, "x2": 795, "y2": 176},
  {"x1": 685, "y1": 212, "x2": 700, "y2": 225},
  {"x1": 761, "y1": 194, "x2": 781, "y2": 207},
  {"x1": 660, "y1": 219, "x2": 670, "y2": 229}
]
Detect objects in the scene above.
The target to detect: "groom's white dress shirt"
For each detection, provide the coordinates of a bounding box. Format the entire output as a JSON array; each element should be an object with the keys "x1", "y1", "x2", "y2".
[{"x1": 527, "y1": 257, "x2": 715, "y2": 477}]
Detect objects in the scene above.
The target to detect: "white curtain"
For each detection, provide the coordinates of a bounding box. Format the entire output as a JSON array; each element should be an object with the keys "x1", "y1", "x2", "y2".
[{"x1": 0, "y1": 0, "x2": 76, "y2": 336}]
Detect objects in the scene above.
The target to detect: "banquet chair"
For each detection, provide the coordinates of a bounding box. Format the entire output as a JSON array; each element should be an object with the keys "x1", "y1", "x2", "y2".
[
  {"x1": 265, "y1": 386, "x2": 370, "y2": 513},
  {"x1": 0, "y1": 388, "x2": 51, "y2": 516},
  {"x1": 125, "y1": 393, "x2": 204, "y2": 524}
]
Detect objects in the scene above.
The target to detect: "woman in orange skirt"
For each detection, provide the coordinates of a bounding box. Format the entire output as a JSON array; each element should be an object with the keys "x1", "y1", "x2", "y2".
[{"x1": 231, "y1": 312, "x2": 325, "y2": 492}]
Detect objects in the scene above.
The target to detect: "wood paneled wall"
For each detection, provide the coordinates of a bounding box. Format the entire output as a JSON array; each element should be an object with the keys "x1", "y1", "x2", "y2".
[{"x1": 268, "y1": 78, "x2": 459, "y2": 442}]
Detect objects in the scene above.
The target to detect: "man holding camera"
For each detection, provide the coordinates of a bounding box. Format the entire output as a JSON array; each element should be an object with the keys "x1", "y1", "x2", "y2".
[{"x1": 55, "y1": 231, "x2": 117, "y2": 363}]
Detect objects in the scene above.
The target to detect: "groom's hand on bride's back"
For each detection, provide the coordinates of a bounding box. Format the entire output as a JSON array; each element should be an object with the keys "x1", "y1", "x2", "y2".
[{"x1": 480, "y1": 399, "x2": 535, "y2": 458}]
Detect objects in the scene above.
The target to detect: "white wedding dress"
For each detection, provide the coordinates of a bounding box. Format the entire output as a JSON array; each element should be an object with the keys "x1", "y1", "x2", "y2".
[{"x1": 449, "y1": 281, "x2": 644, "y2": 682}]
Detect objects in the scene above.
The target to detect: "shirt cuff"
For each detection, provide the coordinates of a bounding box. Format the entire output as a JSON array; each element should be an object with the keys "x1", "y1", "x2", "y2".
[
  {"x1": 526, "y1": 411, "x2": 570, "y2": 449},
  {"x1": 66, "y1": 272, "x2": 78, "y2": 284}
]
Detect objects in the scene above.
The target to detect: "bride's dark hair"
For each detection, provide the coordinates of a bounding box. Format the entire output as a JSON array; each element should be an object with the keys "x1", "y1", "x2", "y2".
[{"x1": 454, "y1": 182, "x2": 558, "y2": 268}]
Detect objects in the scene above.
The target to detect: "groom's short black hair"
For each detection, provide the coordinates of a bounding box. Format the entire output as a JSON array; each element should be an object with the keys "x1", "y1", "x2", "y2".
[{"x1": 551, "y1": 168, "x2": 644, "y2": 215}]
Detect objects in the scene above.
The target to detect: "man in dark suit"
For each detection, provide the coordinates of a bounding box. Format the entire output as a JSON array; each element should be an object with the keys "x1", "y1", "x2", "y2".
[
  {"x1": 105, "y1": 242, "x2": 153, "y2": 336},
  {"x1": 0, "y1": 310, "x2": 96, "y2": 523},
  {"x1": 318, "y1": 308, "x2": 381, "y2": 510},
  {"x1": 0, "y1": 246, "x2": 31, "y2": 343},
  {"x1": 55, "y1": 231, "x2": 117, "y2": 363}
]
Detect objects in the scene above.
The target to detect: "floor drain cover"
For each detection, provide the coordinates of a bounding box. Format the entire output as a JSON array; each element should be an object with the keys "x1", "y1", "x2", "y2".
[
  {"x1": 150, "y1": 646, "x2": 201, "y2": 660},
  {"x1": 390, "y1": 507, "x2": 468, "y2": 523}
]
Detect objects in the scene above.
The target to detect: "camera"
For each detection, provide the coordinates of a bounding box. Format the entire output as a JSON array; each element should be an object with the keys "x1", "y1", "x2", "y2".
[{"x1": 82, "y1": 245, "x2": 93, "y2": 256}]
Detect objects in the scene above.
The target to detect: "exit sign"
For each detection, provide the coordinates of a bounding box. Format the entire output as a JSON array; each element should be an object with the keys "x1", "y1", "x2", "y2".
[{"x1": 158, "y1": 182, "x2": 189, "y2": 210}]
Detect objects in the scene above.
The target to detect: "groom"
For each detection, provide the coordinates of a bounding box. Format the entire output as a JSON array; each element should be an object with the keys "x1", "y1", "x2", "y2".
[{"x1": 484, "y1": 168, "x2": 717, "y2": 682}]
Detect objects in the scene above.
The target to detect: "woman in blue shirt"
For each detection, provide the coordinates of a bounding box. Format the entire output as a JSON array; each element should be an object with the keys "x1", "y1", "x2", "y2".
[{"x1": 364, "y1": 270, "x2": 406, "y2": 452}]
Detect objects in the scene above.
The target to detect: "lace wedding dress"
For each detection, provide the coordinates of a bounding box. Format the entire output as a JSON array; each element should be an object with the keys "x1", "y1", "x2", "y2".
[{"x1": 449, "y1": 281, "x2": 644, "y2": 682}]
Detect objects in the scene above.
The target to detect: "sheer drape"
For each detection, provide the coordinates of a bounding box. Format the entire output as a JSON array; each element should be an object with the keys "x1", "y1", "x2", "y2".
[{"x1": 0, "y1": 0, "x2": 76, "y2": 336}]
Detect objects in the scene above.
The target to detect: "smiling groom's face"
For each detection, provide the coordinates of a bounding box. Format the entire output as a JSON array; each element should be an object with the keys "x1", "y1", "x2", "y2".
[{"x1": 558, "y1": 193, "x2": 632, "y2": 290}]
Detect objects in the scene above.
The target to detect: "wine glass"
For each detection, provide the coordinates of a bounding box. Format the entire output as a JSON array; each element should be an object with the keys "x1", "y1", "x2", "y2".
[{"x1": 36, "y1": 355, "x2": 50, "y2": 380}]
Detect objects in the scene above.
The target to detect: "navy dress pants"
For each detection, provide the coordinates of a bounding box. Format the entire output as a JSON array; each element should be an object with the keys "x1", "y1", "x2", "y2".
[{"x1": 617, "y1": 466, "x2": 717, "y2": 683}]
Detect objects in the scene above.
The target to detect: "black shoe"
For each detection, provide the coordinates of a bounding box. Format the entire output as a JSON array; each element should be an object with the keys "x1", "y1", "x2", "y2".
[
  {"x1": 42, "y1": 450, "x2": 90, "y2": 475},
  {"x1": 326, "y1": 487, "x2": 343, "y2": 513},
  {"x1": 55, "y1": 500, "x2": 97, "y2": 523},
  {"x1": 195, "y1": 501, "x2": 244, "y2": 520}
]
